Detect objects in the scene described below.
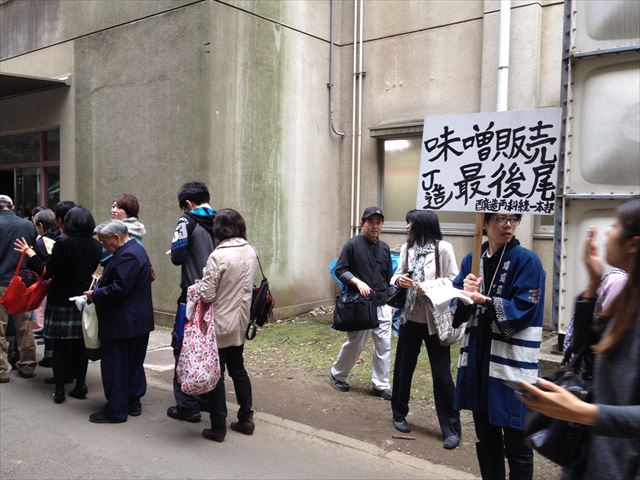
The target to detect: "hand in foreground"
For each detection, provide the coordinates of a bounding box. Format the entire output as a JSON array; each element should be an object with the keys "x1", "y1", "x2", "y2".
[
  {"x1": 354, "y1": 279, "x2": 372, "y2": 297},
  {"x1": 83, "y1": 290, "x2": 94, "y2": 302},
  {"x1": 462, "y1": 274, "x2": 488, "y2": 304},
  {"x1": 463, "y1": 274, "x2": 483, "y2": 293},
  {"x1": 465, "y1": 291, "x2": 490, "y2": 305},
  {"x1": 583, "y1": 227, "x2": 603, "y2": 297},
  {"x1": 14, "y1": 237, "x2": 35, "y2": 257},
  {"x1": 396, "y1": 274, "x2": 414, "y2": 289},
  {"x1": 517, "y1": 378, "x2": 598, "y2": 426}
]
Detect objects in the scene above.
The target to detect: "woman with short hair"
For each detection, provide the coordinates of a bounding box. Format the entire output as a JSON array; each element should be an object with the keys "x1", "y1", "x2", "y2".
[
  {"x1": 390, "y1": 209, "x2": 462, "y2": 449},
  {"x1": 15, "y1": 207, "x2": 102, "y2": 404},
  {"x1": 110, "y1": 193, "x2": 146, "y2": 242},
  {"x1": 198, "y1": 208, "x2": 259, "y2": 442}
]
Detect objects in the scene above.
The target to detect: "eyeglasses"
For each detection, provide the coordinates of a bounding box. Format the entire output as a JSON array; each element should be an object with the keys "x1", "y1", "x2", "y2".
[{"x1": 494, "y1": 215, "x2": 520, "y2": 226}]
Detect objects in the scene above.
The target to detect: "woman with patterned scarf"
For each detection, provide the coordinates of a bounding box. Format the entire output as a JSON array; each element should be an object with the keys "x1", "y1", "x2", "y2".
[{"x1": 390, "y1": 209, "x2": 462, "y2": 449}]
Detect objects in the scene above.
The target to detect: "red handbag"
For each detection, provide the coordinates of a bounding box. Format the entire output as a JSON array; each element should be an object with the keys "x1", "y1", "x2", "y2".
[{"x1": 0, "y1": 252, "x2": 49, "y2": 315}]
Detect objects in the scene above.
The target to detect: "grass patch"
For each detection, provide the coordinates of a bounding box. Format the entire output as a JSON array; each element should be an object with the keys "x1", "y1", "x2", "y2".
[{"x1": 244, "y1": 312, "x2": 460, "y2": 401}]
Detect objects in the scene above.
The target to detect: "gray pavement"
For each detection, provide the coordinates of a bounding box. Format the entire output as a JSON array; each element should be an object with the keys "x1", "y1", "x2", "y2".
[{"x1": 0, "y1": 330, "x2": 476, "y2": 480}]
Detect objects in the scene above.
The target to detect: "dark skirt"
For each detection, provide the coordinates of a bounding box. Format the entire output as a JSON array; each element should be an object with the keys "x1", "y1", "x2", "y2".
[{"x1": 43, "y1": 303, "x2": 83, "y2": 340}]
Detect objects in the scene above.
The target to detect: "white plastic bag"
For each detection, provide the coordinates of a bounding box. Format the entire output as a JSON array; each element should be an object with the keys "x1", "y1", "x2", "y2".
[
  {"x1": 70, "y1": 276, "x2": 100, "y2": 350},
  {"x1": 69, "y1": 295, "x2": 100, "y2": 350}
]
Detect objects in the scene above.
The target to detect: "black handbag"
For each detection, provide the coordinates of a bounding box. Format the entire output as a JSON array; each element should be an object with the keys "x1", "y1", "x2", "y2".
[
  {"x1": 332, "y1": 293, "x2": 379, "y2": 331},
  {"x1": 387, "y1": 246, "x2": 410, "y2": 309},
  {"x1": 523, "y1": 354, "x2": 592, "y2": 468},
  {"x1": 246, "y1": 250, "x2": 275, "y2": 340}
]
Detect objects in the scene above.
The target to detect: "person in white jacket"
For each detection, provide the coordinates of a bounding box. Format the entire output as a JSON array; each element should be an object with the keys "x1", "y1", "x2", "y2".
[
  {"x1": 390, "y1": 209, "x2": 462, "y2": 449},
  {"x1": 198, "y1": 208, "x2": 259, "y2": 443}
]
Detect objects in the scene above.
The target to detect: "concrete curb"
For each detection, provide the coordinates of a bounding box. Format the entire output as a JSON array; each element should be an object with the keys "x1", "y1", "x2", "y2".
[{"x1": 146, "y1": 377, "x2": 478, "y2": 480}]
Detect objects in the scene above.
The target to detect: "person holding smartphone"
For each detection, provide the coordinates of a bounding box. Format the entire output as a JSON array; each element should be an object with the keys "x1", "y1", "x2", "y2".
[{"x1": 518, "y1": 200, "x2": 640, "y2": 480}]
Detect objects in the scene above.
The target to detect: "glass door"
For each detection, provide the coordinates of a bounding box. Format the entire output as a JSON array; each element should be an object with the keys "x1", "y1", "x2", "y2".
[{"x1": 14, "y1": 167, "x2": 40, "y2": 217}]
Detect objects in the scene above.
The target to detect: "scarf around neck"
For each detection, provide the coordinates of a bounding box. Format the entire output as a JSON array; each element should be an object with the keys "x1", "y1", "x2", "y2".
[{"x1": 403, "y1": 242, "x2": 436, "y2": 320}]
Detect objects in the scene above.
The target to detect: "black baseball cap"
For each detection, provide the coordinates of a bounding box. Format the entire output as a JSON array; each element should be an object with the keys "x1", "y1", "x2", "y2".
[{"x1": 361, "y1": 206, "x2": 384, "y2": 221}]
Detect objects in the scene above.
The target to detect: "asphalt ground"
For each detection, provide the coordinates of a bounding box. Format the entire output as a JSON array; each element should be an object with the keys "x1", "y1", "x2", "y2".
[{"x1": 0, "y1": 330, "x2": 476, "y2": 480}]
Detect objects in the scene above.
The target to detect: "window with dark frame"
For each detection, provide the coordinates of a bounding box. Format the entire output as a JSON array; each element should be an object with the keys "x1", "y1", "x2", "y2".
[{"x1": 0, "y1": 129, "x2": 60, "y2": 217}]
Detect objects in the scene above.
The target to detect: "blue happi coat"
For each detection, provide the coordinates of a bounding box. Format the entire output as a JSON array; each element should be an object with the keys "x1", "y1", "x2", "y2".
[{"x1": 453, "y1": 239, "x2": 545, "y2": 430}]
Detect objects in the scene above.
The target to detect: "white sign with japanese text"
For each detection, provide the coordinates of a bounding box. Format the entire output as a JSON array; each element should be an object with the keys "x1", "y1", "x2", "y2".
[{"x1": 417, "y1": 108, "x2": 562, "y2": 214}]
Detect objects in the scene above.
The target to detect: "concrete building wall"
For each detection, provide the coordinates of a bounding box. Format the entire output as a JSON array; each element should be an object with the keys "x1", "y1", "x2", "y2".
[{"x1": 1, "y1": 0, "x2": 564, "y2": 325}]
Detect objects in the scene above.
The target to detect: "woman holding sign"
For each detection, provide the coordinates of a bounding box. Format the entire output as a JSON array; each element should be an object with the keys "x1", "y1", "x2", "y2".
[{"x1": 452, "y1": 213, "x2": 545, "y2": 480}]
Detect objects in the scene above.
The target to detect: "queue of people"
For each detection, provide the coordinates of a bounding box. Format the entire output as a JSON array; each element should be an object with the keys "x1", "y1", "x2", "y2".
[{"x1": 1, "y1": 182, "x2": 262, "y2": 443}]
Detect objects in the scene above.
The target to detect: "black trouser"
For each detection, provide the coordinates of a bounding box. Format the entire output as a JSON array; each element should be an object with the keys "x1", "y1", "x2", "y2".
[
  {"x1": 472, "y1": 411, "x2": 533, "y2": 480},
  {"x1": 206, "y1": 345, "x2": 253, "y2": 432},
  {"x1": 52, "y1": 338, "x2": 87, "y2": 389},
  {"x1": 100, "y1": 333, "x2": 149, "y2": 421},
  {"x1": 391, "y1": 321, "x2": 460, "y2": 438}
]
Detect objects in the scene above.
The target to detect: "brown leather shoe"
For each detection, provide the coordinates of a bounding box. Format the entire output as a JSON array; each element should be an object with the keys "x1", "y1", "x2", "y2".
[
  {"x1": 230, "y1": 417, "x2": 255, "y2": 435},
  {"x1": 202, "y1": 428, "x2": 226, "y2": 442}
]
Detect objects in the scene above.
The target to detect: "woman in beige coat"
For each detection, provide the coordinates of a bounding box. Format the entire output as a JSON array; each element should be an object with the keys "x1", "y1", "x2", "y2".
[{"x1": 198, "y1": 209, "x2": 259, "y2": 442}]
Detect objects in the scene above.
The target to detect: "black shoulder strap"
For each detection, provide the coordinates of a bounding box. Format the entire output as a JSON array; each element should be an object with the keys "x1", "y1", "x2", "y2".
[
  {"x1": 252, "y1": 247, "x2": 267, "y2": 281},
  {"x1": 435, "y1": 240, "x2": 441, "y2": 279}
]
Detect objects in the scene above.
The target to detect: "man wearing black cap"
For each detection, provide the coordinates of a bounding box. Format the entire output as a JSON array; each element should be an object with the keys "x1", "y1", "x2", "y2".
[{"x1": 329, "y1": 206, "x2": 394, "y2": 400}]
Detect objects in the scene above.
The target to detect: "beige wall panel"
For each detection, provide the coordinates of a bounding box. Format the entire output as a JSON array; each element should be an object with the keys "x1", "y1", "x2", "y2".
[
  {"x1": 538, "y1": 2, "x2": 563, "y2": 107},
  {"x1": 224, "y1": 0, "x2": 330, "y2": 42},
  {"x1": 207, "y1": 2, "x2": 345, "y2": 314},
  {"x1": 363, "y1": 21, "x2": 484, "y2": 124},
  {"x1": 533, "y1": 237, "x2": 554, "y2": 327},
  {"x1": 345, "y1": 19, "x2": 483, "y2": 219},
  {"x1": 0, "y1": 41, "x2": 74, "y2": 78},
  {"x1": 361, "y1": 0, "x2": 484, "y2": 41},
  {"x1": 0, "y1": 0, "x2": 194, "y2": 60},
  {"x1": 484, "y1": 0, "x2": 562, "y2": 13},
  {"x1": 72, "y1": 3, "x2": 212, "y2": 315}
]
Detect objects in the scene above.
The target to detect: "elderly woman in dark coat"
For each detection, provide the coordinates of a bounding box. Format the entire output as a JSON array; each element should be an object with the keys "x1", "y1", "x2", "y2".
[
  {"x1": 85, "y1": 219, "x2": 154, "y2": 424},
  {"x1": 15, "y1": 207, "x2": 102, "y2": 404}
]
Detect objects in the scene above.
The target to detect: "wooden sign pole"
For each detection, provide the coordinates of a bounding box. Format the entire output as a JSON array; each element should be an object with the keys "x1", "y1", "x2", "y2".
[{"x1": 471, "y1": 212, "x2": 485, "y2": 276}]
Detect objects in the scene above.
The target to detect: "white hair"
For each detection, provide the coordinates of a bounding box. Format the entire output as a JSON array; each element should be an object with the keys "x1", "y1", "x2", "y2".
[{"x1": 94, "y1": 219, "x2": 129, "y2": 237}]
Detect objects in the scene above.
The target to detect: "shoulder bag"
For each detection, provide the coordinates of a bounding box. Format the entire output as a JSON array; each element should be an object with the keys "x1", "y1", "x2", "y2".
[
  {"x1": 177, "y1": 298, "x2": 222, "y2": 395},
  {"x1": 428, "y1": 241, "x2": 465, "y2": 346},
  {"x1": 387, "y1": 246, "x2": 409, "y2": 309},
  {"x1": 523, "y1": 351, "x2": 591, "y2": 468},
  {"x1": 0, "y1": 252, "x2": 49, "y2": 315},
  {"x1": 246, "y1": 249, "x2": 275, "y2": 340},
  {"x1": 332, "y1": 292, "x2": 379, "y2": 331}
]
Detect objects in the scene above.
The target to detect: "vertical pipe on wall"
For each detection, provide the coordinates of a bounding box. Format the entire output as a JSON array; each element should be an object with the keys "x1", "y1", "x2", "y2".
[
  {"x1": 328, "y1": 0, "x2": 345, "y2": 138},
  {"x1": 355, "y1": 0, "x2": 364, "y2": 234},
  {"x1": 473, "y1": 0, "x2": 511, "y2": 275},
  {"x1": 496, "y1": 0, "x2": 511, "y2": 112},
  {"x1": 350, "y1": 0, "x2": 359, "y2": 237}
]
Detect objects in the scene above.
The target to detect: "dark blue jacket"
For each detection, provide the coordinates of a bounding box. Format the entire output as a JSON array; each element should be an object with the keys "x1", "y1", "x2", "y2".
[
  {"x1": 0, "y1": 210, "x2": 36, "y2": 286},
  {"x1": 92, "y1": 239, "x2": 154, "y2": 341}
]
